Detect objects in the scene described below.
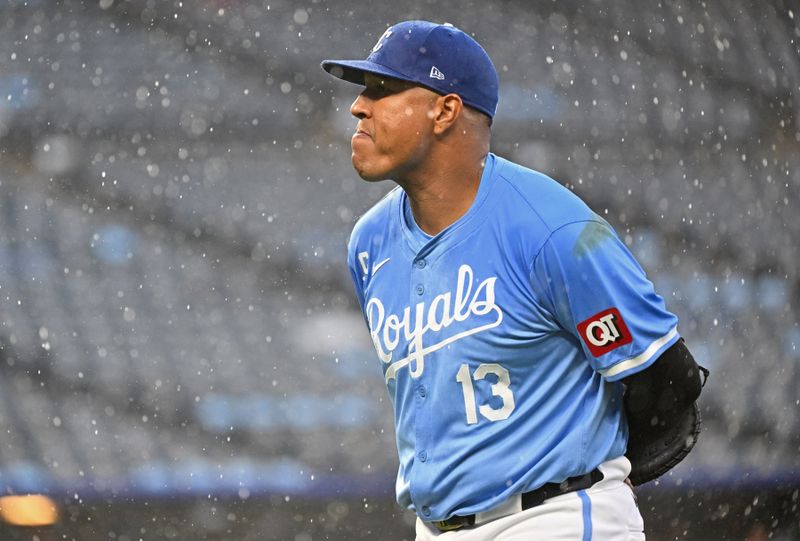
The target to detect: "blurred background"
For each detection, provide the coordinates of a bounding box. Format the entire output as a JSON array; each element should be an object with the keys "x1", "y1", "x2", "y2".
[{"x1": 0, "y1": 0, "x2": 798, "y2": 539}]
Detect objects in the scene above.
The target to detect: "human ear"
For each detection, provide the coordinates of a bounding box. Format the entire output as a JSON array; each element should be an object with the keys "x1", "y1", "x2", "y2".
[{"x1": 432, "y1": 94, "x2": 462, "y2": 135}]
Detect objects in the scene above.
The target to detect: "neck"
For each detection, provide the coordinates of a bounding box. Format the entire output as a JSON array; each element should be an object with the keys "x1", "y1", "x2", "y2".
[{"x1": 399, "y1": 152, "x2": 487, "y2": 236}]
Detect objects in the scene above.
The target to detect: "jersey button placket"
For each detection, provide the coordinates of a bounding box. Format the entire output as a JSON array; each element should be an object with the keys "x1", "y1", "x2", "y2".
[{"x1": 411, "y1": 256, "x2": 432, "y2": 518}]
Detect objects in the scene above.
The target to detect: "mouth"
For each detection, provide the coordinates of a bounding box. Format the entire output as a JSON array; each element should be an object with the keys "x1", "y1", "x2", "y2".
[{"x1": 352, "y1": 128, "x2": 372, "y2": 140}]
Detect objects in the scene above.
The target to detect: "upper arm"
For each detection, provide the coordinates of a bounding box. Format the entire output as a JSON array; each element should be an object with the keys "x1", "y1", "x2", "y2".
[
  {"x1": 530, "y1": 220, "x2": 680, "y2": 381},
  {"x1": 621, "y1": 338, "x2": 704, "y2": 417}
]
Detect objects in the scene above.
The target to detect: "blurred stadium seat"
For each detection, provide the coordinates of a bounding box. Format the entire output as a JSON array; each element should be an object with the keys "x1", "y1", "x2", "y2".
[{"x1": 0, "y1": 0, "x2": 797, "y2": 538}]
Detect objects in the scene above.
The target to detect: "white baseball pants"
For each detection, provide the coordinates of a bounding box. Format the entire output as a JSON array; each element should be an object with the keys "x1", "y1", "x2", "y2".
[{"x1": 415, "y1": 456, "x2": 645, "y2": 541}]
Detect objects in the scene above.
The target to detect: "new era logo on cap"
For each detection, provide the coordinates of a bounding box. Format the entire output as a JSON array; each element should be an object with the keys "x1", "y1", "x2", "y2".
[{"x1": 429, "y1": 66, "x2": 445, "y2": 80}]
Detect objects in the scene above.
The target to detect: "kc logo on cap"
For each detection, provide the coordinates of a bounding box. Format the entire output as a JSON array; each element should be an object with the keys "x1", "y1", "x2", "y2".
[{"x1": 372, "y1": 29, "x2": 393, "y2": 53}]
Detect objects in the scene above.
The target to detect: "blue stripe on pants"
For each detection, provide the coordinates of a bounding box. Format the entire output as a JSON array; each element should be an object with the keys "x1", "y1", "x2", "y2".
[{"x1": 578, "y1": 489, "x2": 592, "y2": 541}]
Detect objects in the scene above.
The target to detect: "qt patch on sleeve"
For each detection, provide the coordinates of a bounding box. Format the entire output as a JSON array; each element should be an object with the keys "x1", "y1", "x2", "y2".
[{"x1": 577, "y1": 307, "x2": 632, "y2": 357}]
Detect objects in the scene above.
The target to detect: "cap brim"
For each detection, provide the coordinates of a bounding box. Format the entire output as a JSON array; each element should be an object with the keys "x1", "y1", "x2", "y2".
[{"x1": 321, "y1": 59, "x2": 412, "y2": 86}]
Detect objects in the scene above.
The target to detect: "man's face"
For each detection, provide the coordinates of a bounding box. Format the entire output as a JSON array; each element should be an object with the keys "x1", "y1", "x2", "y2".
[{"x1": 349, "y1": 73, "x2": 438, "y2": 182}]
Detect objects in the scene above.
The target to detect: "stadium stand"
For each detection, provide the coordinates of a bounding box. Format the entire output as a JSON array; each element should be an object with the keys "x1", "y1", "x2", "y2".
[{"x1": 0, "y1": 0, "x2": 797, "y2": 538}]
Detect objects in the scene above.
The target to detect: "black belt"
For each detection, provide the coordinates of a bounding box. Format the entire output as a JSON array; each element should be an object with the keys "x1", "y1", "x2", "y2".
[{"x1": 431, "y1": 468, "x2": 605, "y2": 532}]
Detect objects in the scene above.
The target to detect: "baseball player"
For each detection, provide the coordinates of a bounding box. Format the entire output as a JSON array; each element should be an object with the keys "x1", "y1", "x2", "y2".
[{"x1": 322, "y1": 20, "x2": 707, "y2": 540}]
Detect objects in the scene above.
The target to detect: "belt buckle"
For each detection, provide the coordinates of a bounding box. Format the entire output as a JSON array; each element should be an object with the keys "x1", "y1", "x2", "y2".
[{"x1": 432, "y1": 520, "x2": 466, "y2": 532}]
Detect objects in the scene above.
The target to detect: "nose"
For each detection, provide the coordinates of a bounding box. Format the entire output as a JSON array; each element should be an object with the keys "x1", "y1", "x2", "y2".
[{"x1": 350, "y1": 92, "x2": 370, "y2": 120}]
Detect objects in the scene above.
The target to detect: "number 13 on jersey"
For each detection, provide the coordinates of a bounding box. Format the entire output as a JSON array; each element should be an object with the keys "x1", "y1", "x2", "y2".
[{"x1": 455, "y1": 363, "x2": 516, "y2": 425}]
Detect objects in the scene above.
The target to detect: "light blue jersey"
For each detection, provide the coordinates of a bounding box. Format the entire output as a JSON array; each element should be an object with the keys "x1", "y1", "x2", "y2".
[{"x1": 347, "y1": 153, "x2": 679, "y2": 522}]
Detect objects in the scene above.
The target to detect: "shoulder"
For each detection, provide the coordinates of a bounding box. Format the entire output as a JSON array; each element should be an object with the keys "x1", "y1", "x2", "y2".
[
  {"x1": 487, "y1": 155, "x2": 605, "y2": 262},
  {"x1": 492, "y1": 154, "x2": 598, "y2": 232}
]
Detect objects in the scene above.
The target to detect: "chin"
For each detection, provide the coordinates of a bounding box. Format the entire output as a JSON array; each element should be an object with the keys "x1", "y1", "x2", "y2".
[
  {"x1": 355, "y1": 169, "x2": 389, "y2": 183},
  {"x1": 352, "y1": 155, "x2": 390, "y2": 182}
]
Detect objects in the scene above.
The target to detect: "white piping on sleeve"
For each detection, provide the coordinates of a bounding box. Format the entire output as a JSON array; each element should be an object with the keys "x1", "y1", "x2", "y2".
[{"x1": 600, "y1": 326, "x2": 679, "y2": 379}]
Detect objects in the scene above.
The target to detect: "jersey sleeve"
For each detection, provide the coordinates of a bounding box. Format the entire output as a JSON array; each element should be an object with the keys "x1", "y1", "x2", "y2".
[{"x1": 529, "y1": 219, "x2": 679, "y2": 381}]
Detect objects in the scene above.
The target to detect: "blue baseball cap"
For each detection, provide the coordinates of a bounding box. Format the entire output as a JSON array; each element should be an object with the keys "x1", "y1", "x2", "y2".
[{"x1": 321, "y1": 20, "x2": 499, "y2": 119}]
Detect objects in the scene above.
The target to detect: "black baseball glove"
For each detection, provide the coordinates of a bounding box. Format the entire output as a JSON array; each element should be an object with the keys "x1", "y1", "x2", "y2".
[{"x1": 626, "y1": 401, "x2": 702, "y2": 486}]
